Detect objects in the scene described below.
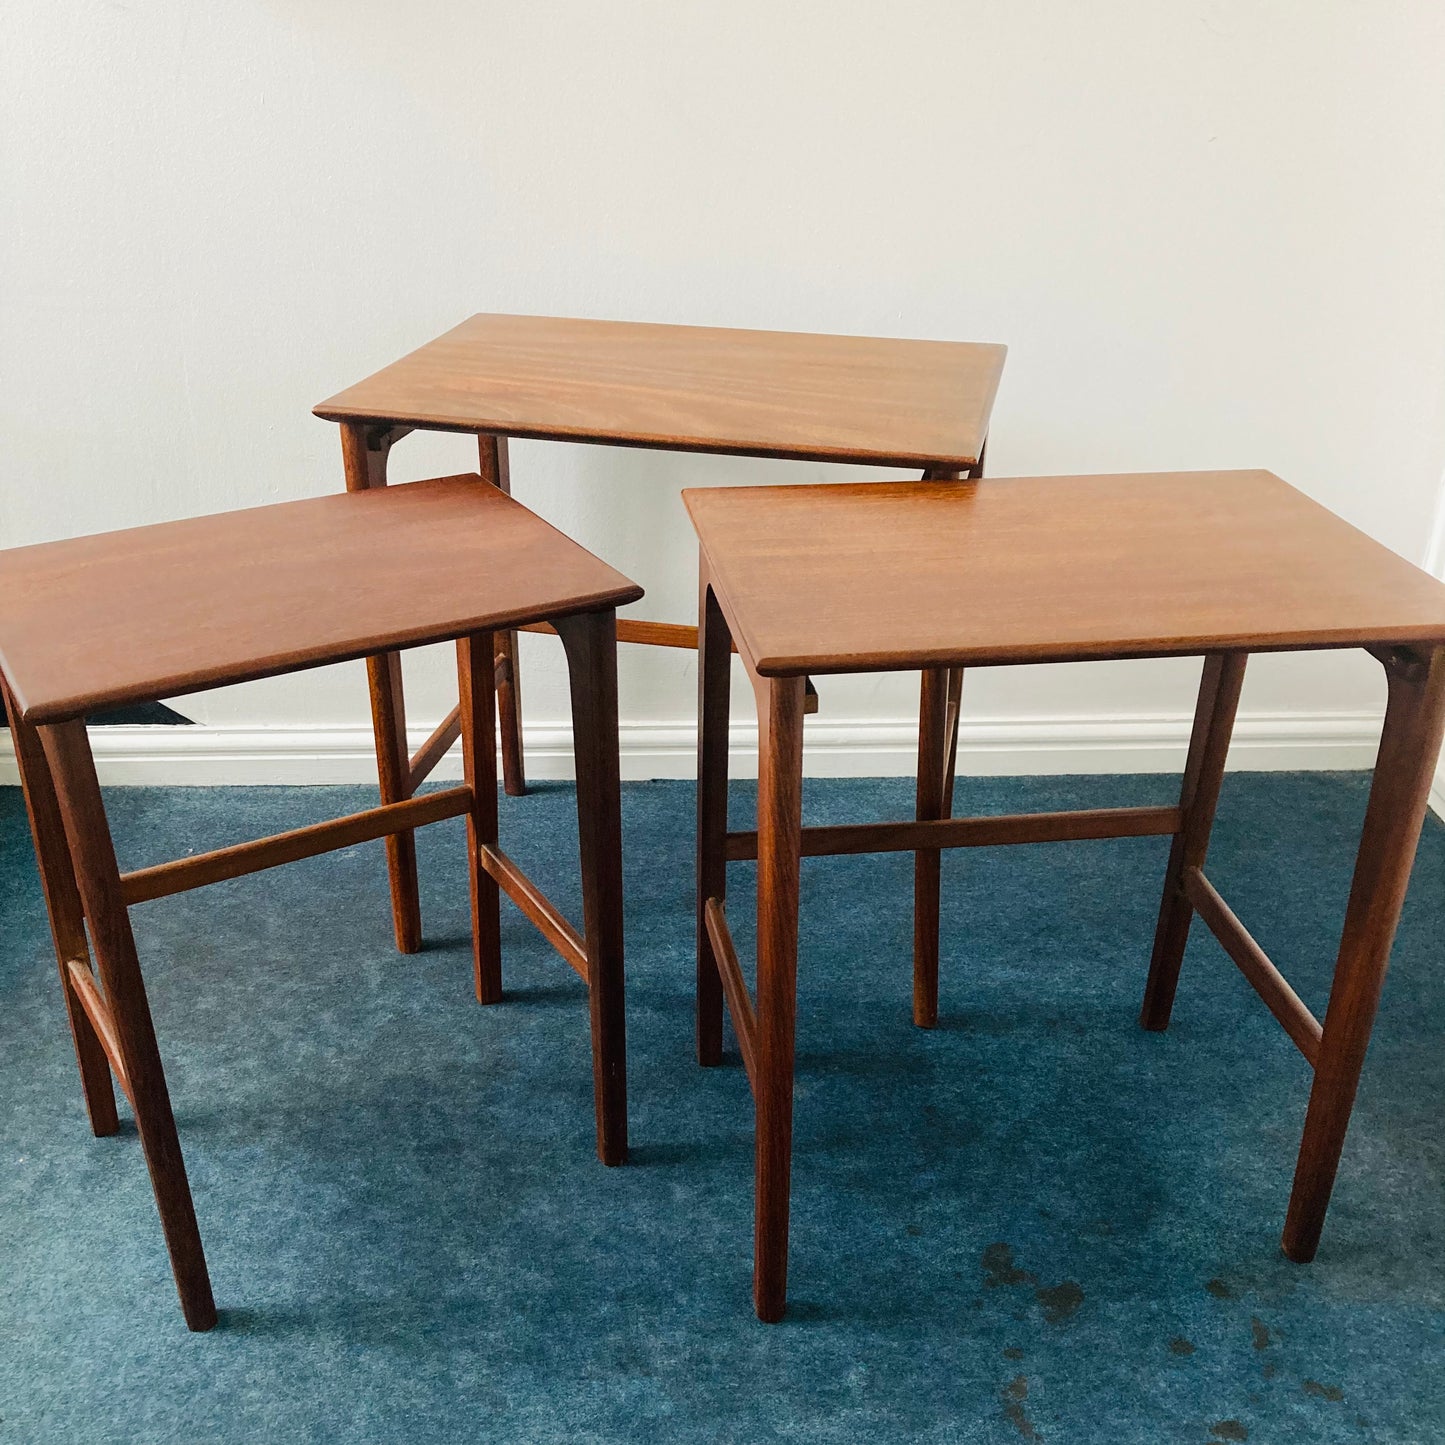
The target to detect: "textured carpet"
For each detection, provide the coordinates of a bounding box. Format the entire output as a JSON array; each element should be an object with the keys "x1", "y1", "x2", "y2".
[{"x1": 1, "y1": 774, "x2": 1442, "y2": 1444}]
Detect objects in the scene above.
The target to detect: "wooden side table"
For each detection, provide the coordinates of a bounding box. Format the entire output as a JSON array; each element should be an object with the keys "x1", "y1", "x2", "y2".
[
  {"x1": 686, "y1": 470, "x2": 1445, "y2": 1322},
  {"x1": 314, "y1": 313, "x2": 1007, "y2": 974},
  {"x1": 0, "y1": 476, "x2": 642, "y2": 1328}
]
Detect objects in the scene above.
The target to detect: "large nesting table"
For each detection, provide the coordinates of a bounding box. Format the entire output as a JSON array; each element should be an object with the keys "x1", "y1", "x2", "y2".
[
  {"x1": 686, "y1": 469, "x2": 1445, "y2": 1321},
  {"x1": 314, "y1": 313, "x2": 1006, "y2": 959}
]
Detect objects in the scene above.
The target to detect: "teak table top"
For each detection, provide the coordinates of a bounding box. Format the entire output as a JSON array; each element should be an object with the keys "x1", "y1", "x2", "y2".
[
  {"x1": 313, "y1": 313, "x2": 1007, "y2": 470},
  {"x1": 0, "y1": 476, "x2": 642, "y2": 724},
  {"x1": 685, "y1": 470, "x2": 1445, "y2": 676}
]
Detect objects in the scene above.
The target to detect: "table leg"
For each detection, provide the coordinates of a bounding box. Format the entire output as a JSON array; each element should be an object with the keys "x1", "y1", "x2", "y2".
[
  {"x1": 341, "y1": 421, "x2": 422, "y2": 954},
  {"x1": 40, "y1": 720, "x2": 216, "y2": 1330},
  {"x1": 479, "y1": 434, "x2": 527, "y2": 797},
  {"x1": 911, "y1": 453, "x2": 981, "y2": 1027},
  {"x1": 458, "y1": 634, "x2": 503, "y2": 1005},
  {"x1": 941, "y1": 448, "x2": 985, "y2": 817},
  {"x1": 752, "y1": 673, "x2": 806, "y2": 1322},
  {"x1": 1139, "y1": 652, "x2": 1248, "y2": 1030},
  {"x1": 696, "y1": 566, "x2": 733, "y2": 1067},
  {"x1": 913, "y1": 667, "x2": 951, "y2": 1028},
  {"x1": 3, "y1": 680, "x2": 118, "y2": 1136},
  {"x1": 1282, "y1": 645, "x2": 1445, "y2": 1261},
  {"x1": 556, "y1": 609, "x2": 629, "y2": 1166},
  {"x1": 941, "y1": 666, "x2": 965, "y2": 816}
]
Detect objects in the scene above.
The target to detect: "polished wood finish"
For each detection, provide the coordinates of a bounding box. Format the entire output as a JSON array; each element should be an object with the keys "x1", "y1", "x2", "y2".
[
  {"x1": 0, "y1": 475, "x2": 641, "y2": 727},
  {"x1": 120, "y1": 788, "x2": 473, "y2": 906},
  {"x1": 64, "y1": 958, "x2": 135, "y2": 1107},
  {"x1": 704, "y1": 898, "x2": 757, "y2": 1092},
  {"x1": 684, "y1": 473, "x2": 1445, "y2": 676},
  {"x1": 941, "y1": 666, "x2": 965, "y2": 816},
  {"x1": 911, "y1": 456, "x2": 983, "y2": 1029},
  {"x1": 458, "y1": 634, "x2": 504, "y2": 1004},
  {"x1": 316, "y1": 313, "x2": 1006, "y2": 470},
  {"x1": 1139, "y1": 653, "x2": 1249, "y2": 1029},
  {"x1": 2, "y1": 483, "x2": 639, "y2": 1325},
  {"x1": 477, "y1": 434, "x2": 526, "y2": 797},
  {"x1": 1183, "y1": 867, "x2": 1322, "y2": 1065},
  {"x1": 913, "y1": 667, "x2": 950, "y2": 1028},
  {"x1": 1283, "y1": 644, "x2": 1445, "y2": 1262},
  {"x1": 493, "y1": 630, "x2": 524, "y2": 797},
  {"x1": 722, "y1": 805, "x2": 1182, "y2": 862},
  {"x1": 370, "y1": 646, "x2": 420, "y2": 953},
  {"x1": 1, "y1": 675, "x2": 118, "y2": 1137},
  {"x1": 555, "y1": 610, "x2": 629, "y2": 1166},
  {"x1": 41, "y1": 720, "x2": 217, "y2": 1331},
  {"x1": 520, "y1": 616, "x2": 828, "y2": 712},
  {"x1": 529, "y1": 617, "x2": 788, "y2": 668},
  {"x1": 480, "y1": 845, "x2": 589, "y2": 983},
  {"x1": 696, "y1": 571, "x2": 732, "y2": 1070},
  {"x1": 520, "y1": 617, "x2": 699, "y2": 648},
  {"x1": 408, "y1": 706, "x2": 463, "y2": 797},
  {"x1": 339, "y1": 417, "x2": 401, "y2": 489},
  {"x1": 690, "y1": 473, "x2": 1445, "y2": 1322},
  {"x1": 342, "y1": 420, "x2": 423, "y2": 953},
  {"x1": 614, "y1": 618, "x2": 696, "y2": 649},
  {"x1": 321, "y1": 316, "x2": 996, "y2": 846},
  {"x1": 752, "y1": 673, "x2": 806, "y2": 1324}
]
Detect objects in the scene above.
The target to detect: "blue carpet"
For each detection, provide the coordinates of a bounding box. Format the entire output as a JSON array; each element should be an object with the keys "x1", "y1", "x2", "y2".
[{"x1": 1, "y1": 774, "x2": 1442, "y2": 1443}]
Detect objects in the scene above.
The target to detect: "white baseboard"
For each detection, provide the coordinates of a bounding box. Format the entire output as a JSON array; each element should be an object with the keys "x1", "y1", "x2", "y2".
[
  {"x1": 0, "y1": 710, "x2": 1389, "y2": 789},
  {"x1": 1432, "y1": 764, "x2": 1445, "y2": 822}
]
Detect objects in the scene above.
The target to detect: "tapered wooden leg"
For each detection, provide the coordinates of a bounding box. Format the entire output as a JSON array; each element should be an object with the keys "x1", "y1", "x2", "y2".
[
  {"x1": 494, "y1": 629, "x2": 525, "y2": 797},
  {"x1": 341, "y1": 420, "x2": 422, "y2": 953},
  {"x1": 479, "y1": 434, "x2": 527, "y2": 797},
  {"x1": 367, "y1": 651, "x2": 421, "y2": 954},
  {"x1": 40, "y1": 720, "x2": 216, "y2": 1330},
  {"x1": 913, "y1": 667, "x2": 950, "y2": 1028},
  {"x1": 1282, "y1": 645, "x2": 1445, "y2": 1262},
  {"x1": 556, "y1": 609, "x2": 628, "y2": 1166},
  {"x1": 907, "y1": 454, "x2": 978, "y2": 1026},
  {"x1": 458, "y1": 634, "x2": 503, "y2": 1005},
  {"x1": 2, "y1": 680, "x2": 118, "y2": 1136},
  {"x1": 937, "y1": 447, "x2": 985, "y2": 817},
  {"x1": 940, "y1": 667, "x2": 965, "y2": 817},
  {"x1": 753, "y1": 674, "x2": 806, "y2": 1323},
  {"x1": 697, "y1": 569, "x2": 733, "y2": 1067},
  {"x1": 1139, "y1": 652, "x2": 1248, "y2": 1030}
]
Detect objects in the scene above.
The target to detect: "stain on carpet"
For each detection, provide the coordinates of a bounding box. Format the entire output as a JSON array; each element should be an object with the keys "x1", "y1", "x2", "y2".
[{"x1": 1001, "y1": 1374, "x2": 1038, "y2": 1439}]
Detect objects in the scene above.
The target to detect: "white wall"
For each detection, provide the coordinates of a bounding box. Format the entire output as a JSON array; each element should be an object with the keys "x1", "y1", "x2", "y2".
[{"x1": 4, "y1": 1, "x2": 1445, "y2": 788}]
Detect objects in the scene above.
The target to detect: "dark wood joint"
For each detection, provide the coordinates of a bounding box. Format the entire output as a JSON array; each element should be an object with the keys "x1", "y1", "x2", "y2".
[
  {"x1": 1368, "y1": 642, "x2": 1434, "y2": 685},
  {"x1": 366, "y1": 422, "x2": 411, "y2": 454}
]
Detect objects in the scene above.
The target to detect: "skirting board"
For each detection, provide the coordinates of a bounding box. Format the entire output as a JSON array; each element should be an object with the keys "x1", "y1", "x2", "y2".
[{"x1": 2, "y1": 709, "x2": 1421, "y2": 798}]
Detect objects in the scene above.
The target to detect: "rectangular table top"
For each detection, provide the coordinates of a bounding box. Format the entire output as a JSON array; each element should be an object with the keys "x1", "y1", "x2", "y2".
[
  {"x1": 314, "y1": 313, "x2": 1006, "y2": 470},
  {"x1": 0, "y1": 476, "x2": 642, "y2": 724},
  {"x1": 685, "y1": 471, "x2": 1445, "y2": 676}
]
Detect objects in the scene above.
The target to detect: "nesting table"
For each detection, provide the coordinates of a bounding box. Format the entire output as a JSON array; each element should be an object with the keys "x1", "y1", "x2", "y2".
[
  {"x1": 0, "y1": 476, "x2": 642, "y2": 1328},
  {"x1": 314, "y1": 313, "x2": 1006, "y2": 961},
  {"x1": 686, "y1": 469, "x2": 1445, "y2": 1321}
]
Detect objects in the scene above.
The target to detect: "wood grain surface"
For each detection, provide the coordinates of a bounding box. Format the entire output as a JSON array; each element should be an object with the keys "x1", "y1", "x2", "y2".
[
  {"x1": 685, "y1": 471, "x2": 1445, "y2": 676},
  {"x1": 0, "y1": 474, "x2": 643, "y2": 723},
  {"x1": 314, "y1": 313, "x2": 1005, "y2": 469}
]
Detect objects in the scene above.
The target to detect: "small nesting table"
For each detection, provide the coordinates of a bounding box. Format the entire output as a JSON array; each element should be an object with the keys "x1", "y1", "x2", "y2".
[
  {"x1": 0, "y1": 475, "x2": 642, "y2": 1329},
  {"x1": 686, "y1": 469, "x2": 1445, "y2": 1322},
  {"x1": 314, "y1": 313, "x2": 1006, "y2": 961}
]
